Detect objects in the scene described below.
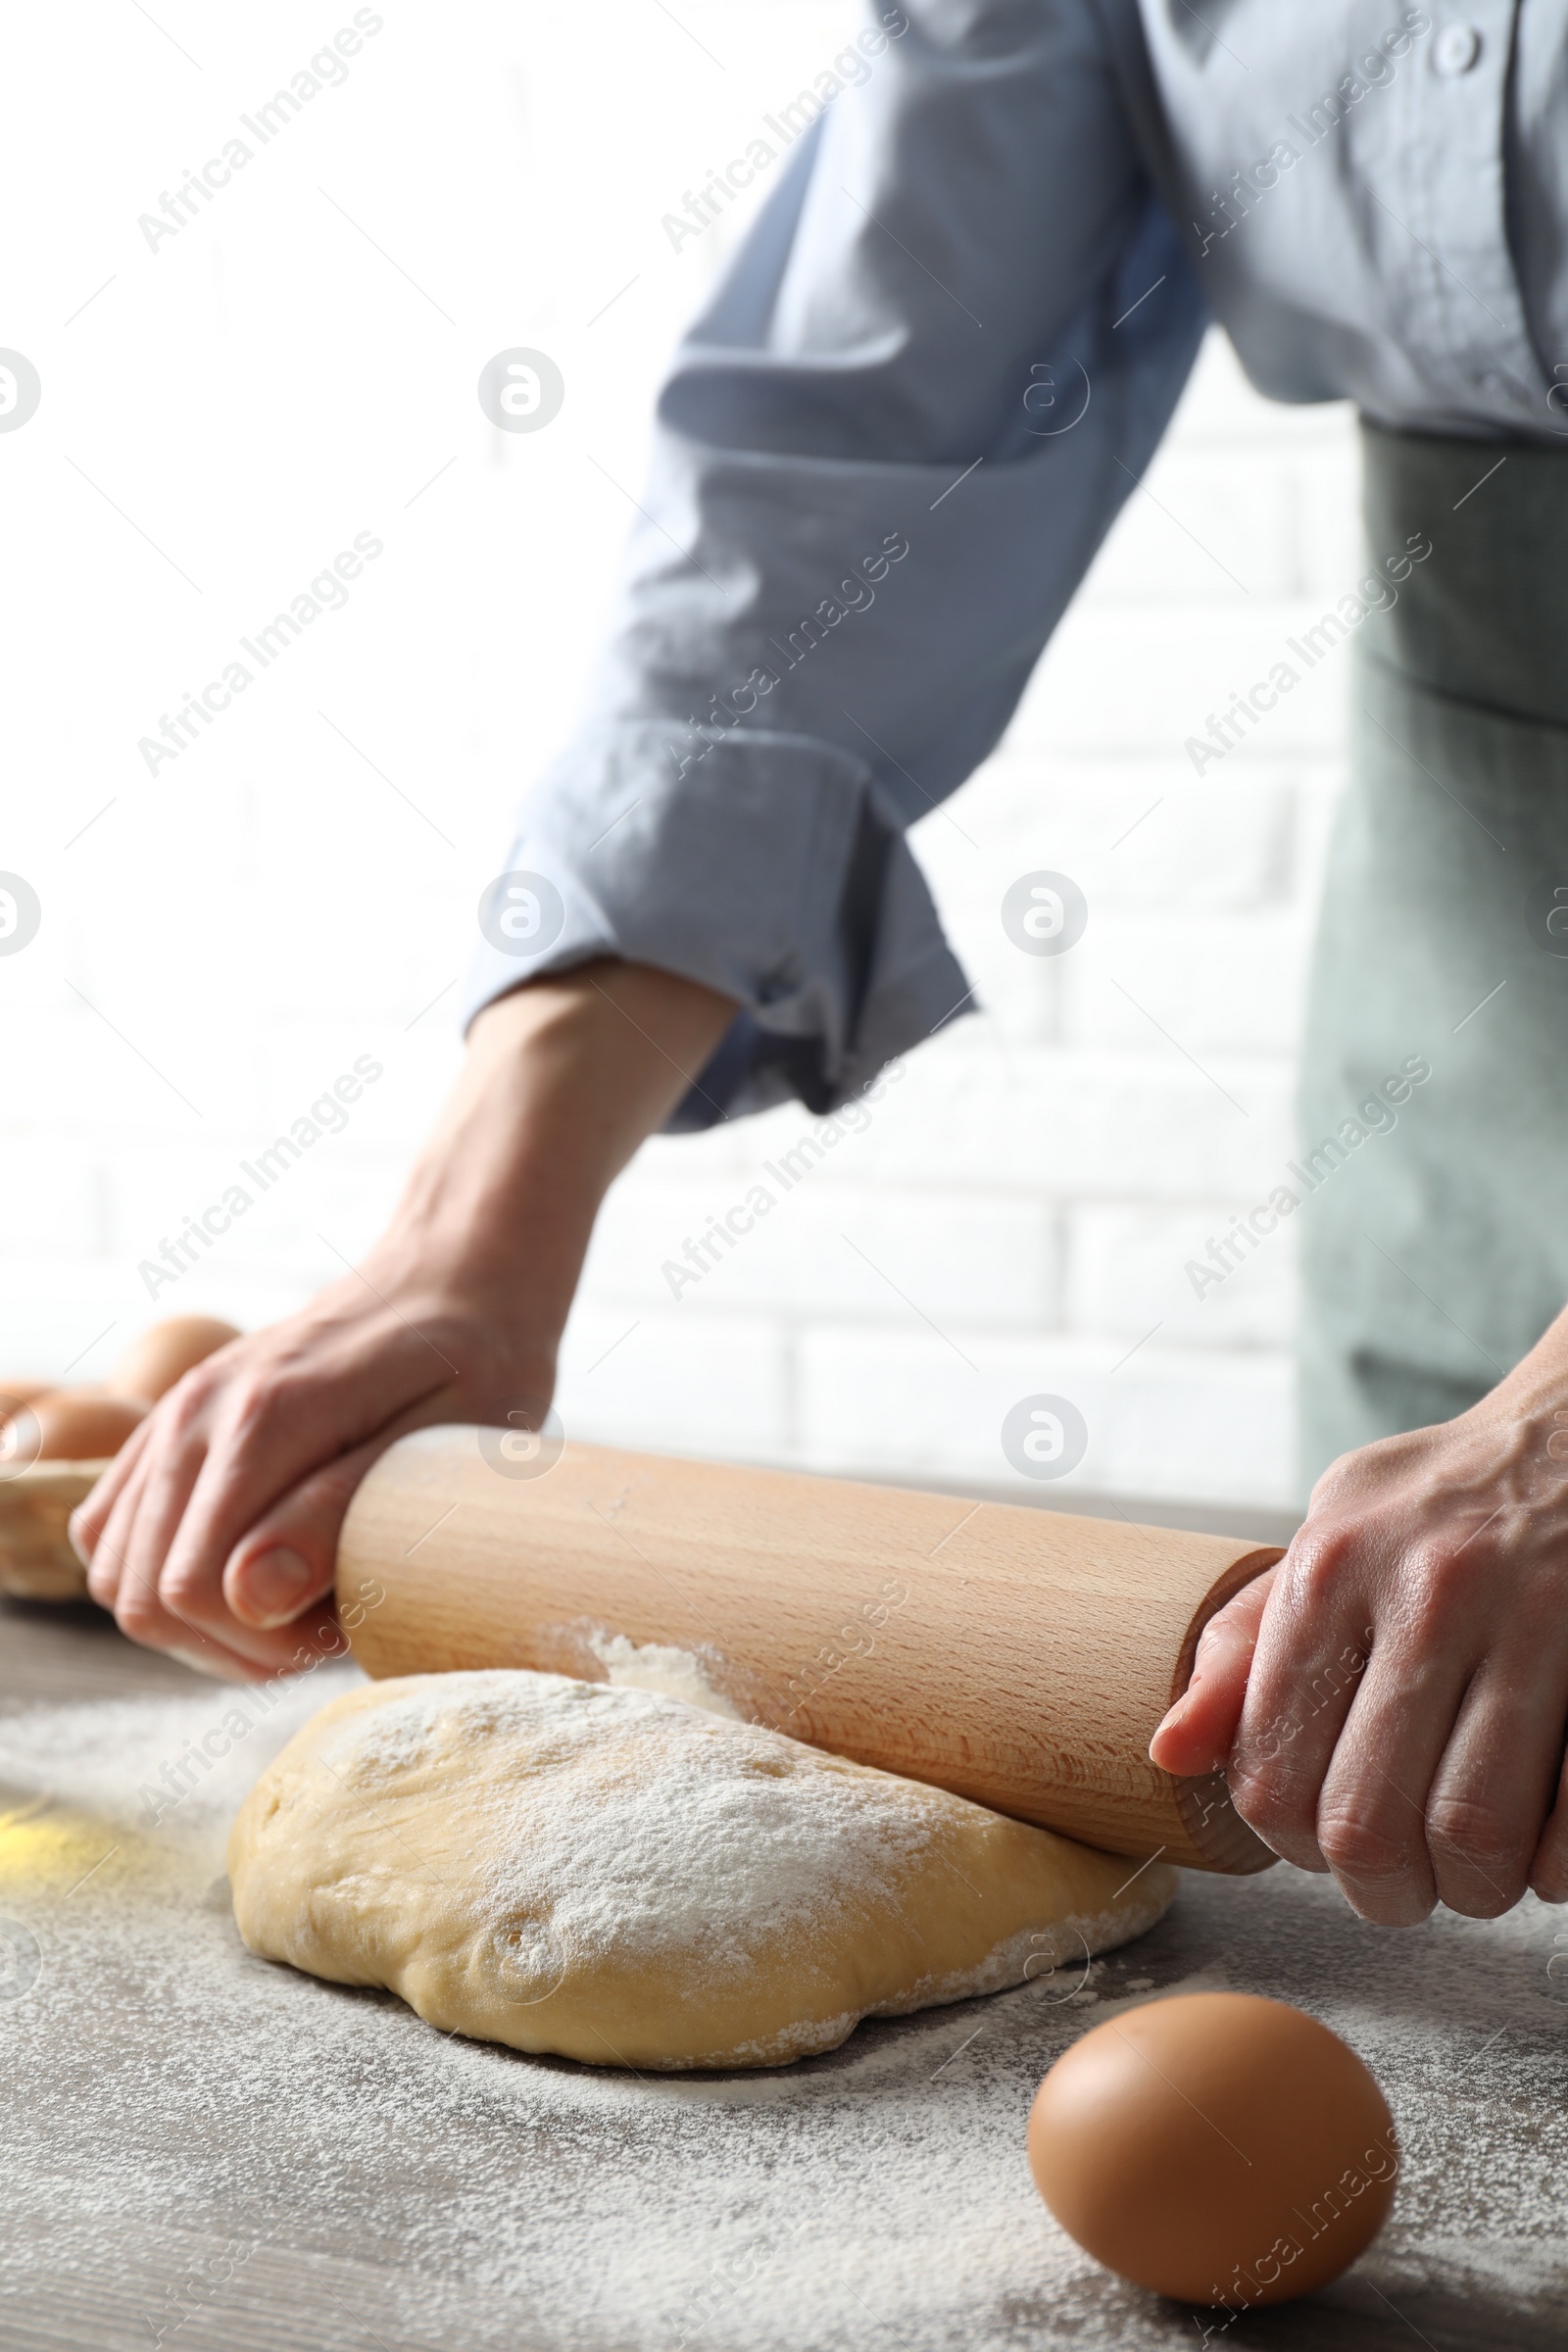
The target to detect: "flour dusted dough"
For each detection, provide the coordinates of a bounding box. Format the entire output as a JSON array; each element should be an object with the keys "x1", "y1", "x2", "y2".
[{"x1": 226, "y1": 1671, "x2": 1178, "y2": 2071}]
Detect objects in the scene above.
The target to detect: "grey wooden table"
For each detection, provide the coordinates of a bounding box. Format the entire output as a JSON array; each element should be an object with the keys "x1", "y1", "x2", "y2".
[{"x1": 0, "y1": 1593, "x2": 1563, "y2": 2352}]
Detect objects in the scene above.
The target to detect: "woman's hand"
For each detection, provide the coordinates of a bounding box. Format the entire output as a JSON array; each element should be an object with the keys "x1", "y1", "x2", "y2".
[
  {"x1": 70, "y1": 961, "x2": 736, "y2": 1680},
  {"x1": 1151, "y1": 1348, "x2": 1568, "y2": 1924}
]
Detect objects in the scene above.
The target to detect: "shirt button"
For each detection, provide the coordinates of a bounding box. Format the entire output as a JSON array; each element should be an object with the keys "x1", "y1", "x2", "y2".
[{"x1": 1434, "y1": 23, "x2": 1482, "y2": 73}]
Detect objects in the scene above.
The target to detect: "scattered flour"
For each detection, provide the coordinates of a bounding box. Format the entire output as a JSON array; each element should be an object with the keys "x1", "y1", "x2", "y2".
[
  {"x1": 586, "y1": 1629, "x2": 744, "y2": 1720},
  {"x1": 0, "y1": 1681, "x2": 1563, "y2": 2349}
]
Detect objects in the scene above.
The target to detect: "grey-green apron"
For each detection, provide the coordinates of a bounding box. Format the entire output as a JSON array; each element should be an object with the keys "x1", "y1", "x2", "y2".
[{"x1": 1297, "y1": 416, "x2": 1568, "y2": 1494}]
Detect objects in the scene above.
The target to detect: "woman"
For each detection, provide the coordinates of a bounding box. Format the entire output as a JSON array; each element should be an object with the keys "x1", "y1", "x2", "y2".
[{"x1": 76, "y1": 0, "x2": 1568, "y2": 1929}]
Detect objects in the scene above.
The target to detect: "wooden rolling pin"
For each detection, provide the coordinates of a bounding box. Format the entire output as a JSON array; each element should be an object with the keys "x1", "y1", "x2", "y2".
[{"x1": 336, "y1": 1427, "x2": 1285, "y2": 1873}]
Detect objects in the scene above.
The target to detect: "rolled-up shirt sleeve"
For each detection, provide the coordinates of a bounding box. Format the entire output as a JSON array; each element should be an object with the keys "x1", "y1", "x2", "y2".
[{"x1": 461, "y1": 0, "x2": 1208, "y2": 1122}]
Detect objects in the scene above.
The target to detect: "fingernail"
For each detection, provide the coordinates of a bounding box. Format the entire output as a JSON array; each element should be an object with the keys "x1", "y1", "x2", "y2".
[
  {"x1": 1152, "y1": 1696, "x2": 1189, "y2": 1740},
  {"x1": 67, "y1": 1511, "x2": 92, "y2": 1569},
  {"x1": 238, "y1": 1545, "x2": 316, "y2": 1629}
]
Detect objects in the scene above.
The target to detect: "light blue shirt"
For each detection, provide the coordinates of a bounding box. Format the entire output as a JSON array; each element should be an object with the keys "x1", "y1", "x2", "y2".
[{"x1": 463, "y1": 0, "x2": 1568, "y2": 1123}]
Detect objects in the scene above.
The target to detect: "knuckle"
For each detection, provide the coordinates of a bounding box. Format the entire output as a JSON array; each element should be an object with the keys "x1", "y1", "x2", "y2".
[
  {"x1": 158, "y1": 1567, "x2": 206, "y2": 1624},
  {"x1": 1227, "y1": 1756, "x2": 1306, "y2": 1838},
  {"x1": 1281, "y1": 1528, "x2": 1358, "y2": 1613},
  {"x1": 114, "y1": 1580, "x2": 164, "y2": 1642},
  {"x1": 85, "y1": 1551, "x2": 120, "y2": 1603},
  {"x1": 158, "y1": 1373, "x2": 215, "y2": 1441},
  {"x1": 1305, "y1": 1450, "x2": 1361, "y2": 1513},
  {"x1": 1314, "y1": 1806, "x2": 1413, "y2": 1884},
  {"x1": 1426, "y1": 1796, "x2": 1531, "y2": 1886},
  {"x1": 1232, "y1": 1686, "x2": 1316, "y2": 1779},
  {"x1": 1306, "y1": 1431, "x2": 1406, "y2": 1512},
  {"x1": 1397, "y1": 1541, "x2": 1478, "y2": 1623},
  {"x1": 223, "y1": 1367, "x2": 272, "y2": 1424},
  {"x1": 220, "y1": 1364, "x2": 301, "y2": 1441},
  {"x1": 1404, "y1": 1535, "x2": 1458, "y2": 1589}
]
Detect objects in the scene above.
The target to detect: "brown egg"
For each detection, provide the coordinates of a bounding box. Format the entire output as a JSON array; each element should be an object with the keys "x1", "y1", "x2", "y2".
[
  {"x1": 107, "y1": 1315, "x2": 241, "y2": 1402},
  {"x1": 0, "y1": 1380, "x2": 51, "y2": 1423},
  {"x1": 3, "y1": 1389, "x2": 151, "y2": 1467},
  {"x1": 1027, "y1": 1992, "x2": 1396, "y2": 2309}
]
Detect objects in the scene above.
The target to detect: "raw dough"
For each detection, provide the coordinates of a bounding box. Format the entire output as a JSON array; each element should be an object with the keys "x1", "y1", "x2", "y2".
[{"x1": 226, "y1": 1671, "x2": 1178, "y2": 2071}]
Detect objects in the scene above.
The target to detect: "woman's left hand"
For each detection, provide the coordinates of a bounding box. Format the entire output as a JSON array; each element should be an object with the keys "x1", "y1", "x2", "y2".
[{"x1": 1150, "y1": 1358, "x2": 1568, "y2": 1923}]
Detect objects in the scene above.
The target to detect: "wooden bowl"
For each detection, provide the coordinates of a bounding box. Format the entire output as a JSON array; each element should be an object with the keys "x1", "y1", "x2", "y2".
[{"x1": 0, "y1": 1460, "x2": 107, "y2": 1599}]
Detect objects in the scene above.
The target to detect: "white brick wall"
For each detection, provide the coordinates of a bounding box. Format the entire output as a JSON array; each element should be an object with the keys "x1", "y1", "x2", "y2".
[{"x1": 0, "y1": 0, "x2": 1355, "y2": 1523}]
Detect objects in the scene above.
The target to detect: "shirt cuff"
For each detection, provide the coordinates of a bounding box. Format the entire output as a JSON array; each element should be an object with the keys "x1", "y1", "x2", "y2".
[{"x1": 458, "y1": 718, "x2": 972, "y2": 1124}]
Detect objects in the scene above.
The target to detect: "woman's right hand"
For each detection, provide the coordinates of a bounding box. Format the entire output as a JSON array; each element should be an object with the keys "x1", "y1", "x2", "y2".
[{"x1": 71, "y1": 960, "x2": 737, "y2": 1679}]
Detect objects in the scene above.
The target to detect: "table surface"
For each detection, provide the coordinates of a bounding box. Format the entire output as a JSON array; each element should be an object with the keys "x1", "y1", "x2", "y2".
[{"x1": 0, "y1": 1594, "x2": 1563, "y2": 2352}]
